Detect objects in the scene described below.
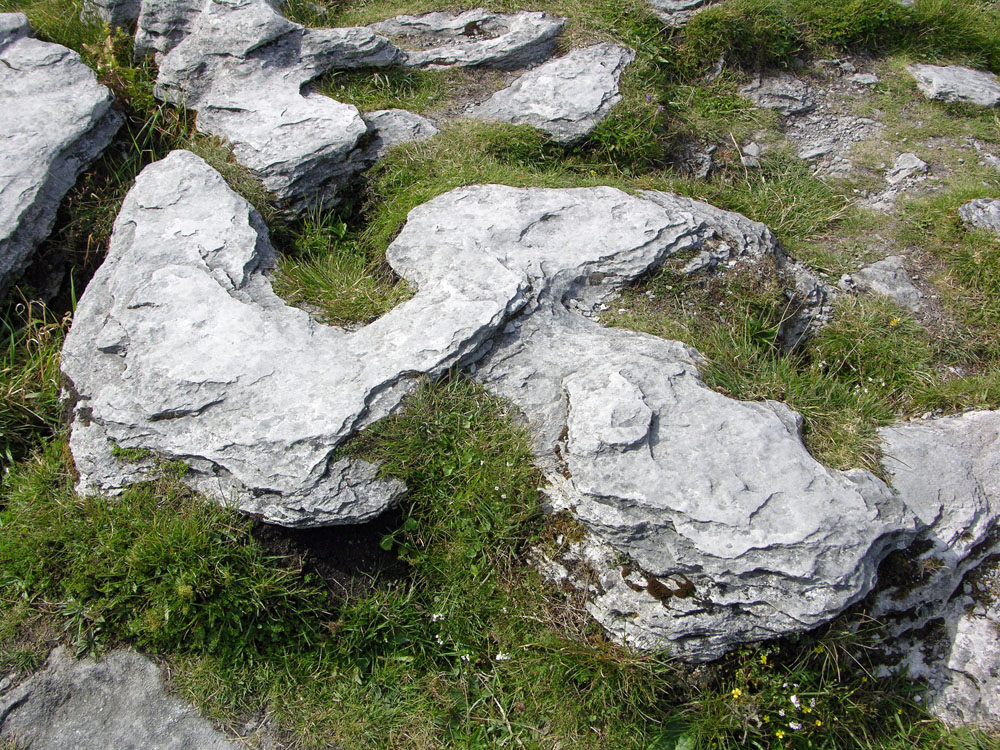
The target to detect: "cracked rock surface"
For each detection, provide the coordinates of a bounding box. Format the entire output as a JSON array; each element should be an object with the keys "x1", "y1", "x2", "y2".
[
  {"x1": 0, "y1": 647, "x2": 239, "y2": 749},
  {"x1": 740, "y1": 72, "x2": 816, "y2": 116},
  {"x1": 908, "y1": 64, "x2": 1000, "y2": 107},
  {"x1": 649, "y1": 0, "x2": 717, "y2": 27},
  {"x1": 467, "y1": 43, "x2": 634, "y2": 144},
  {"x1": 368, "y1": 9, "x2": 565, "y2": 69},
  {"x1": 81, "y1": 0, "x2": 141, "y2": 27},
  {"x1": 0, "y1": 13, "x2": 121, "y2": 297},
  {"x1": 850, "y1": 255, "x2": 923, "y2": 313},
  {"x1": 960, "y1": 198, "x2": 1000, "y2": 237},
  {"x1": 151, "y1": 0, "x2": 402, "y2": 209}
]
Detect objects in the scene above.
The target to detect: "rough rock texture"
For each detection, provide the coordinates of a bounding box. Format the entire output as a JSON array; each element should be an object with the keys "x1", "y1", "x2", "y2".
[
  {"x1": 361, "y1": 108, "x2": 439, "y2": 161},
  {"x1": 134, "y1": 0, "x2": 204, "y2": 60},
  {"x1": 740, "y1": 73, "x2": 816, "y2": 116},
  {"x1": 386, "y1": 186, "x2": 918, "y2": 660},
  {"x1": 908, "y1": 64, "x2": 1000, "y2": 108},
  {"x1": 873, "y1": 412, "x2": 1000, "y2": 728},
  {"x1": 850, "y1": 255, "x2": 923, "y2": 312},
  {"x1": 63, "y1": 151, "x2": 526, "y2": 526},
  {"x1": 81, "y1": 0, "x2": 141, "y2": 27},
  {"x1": 0, "y1": 13, "x2": 121, "y2": 298},
  {"x1": 368, "y1": 10, "x2": 565, "y2": 69},
  {"x1": 0, "y1": 647, "x2": 239, "y2": 749},
  {"x1": 649, "y1": 0, "x2": 716, "y2": 27},
  {"x1": 959, "y1": 198, "x2": 1000, "y2": 237},
  {"x1": 152, "y1": 0, "x2": 402, "y2": 209},
  {"x1": 886, "y1": 152, "x2": 929, "y2": 184},
  {"x1": 467, "y1": 43, "x2": 634, "y2": 144}
]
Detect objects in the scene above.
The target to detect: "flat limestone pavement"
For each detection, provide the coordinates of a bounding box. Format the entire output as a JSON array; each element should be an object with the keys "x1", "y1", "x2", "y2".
[
  {"x1": 0, "y1": 647, "x2": 239, "y2": 749},
  {"x1": 0, "y1": 12, "x2": 121, "y2": 298}
]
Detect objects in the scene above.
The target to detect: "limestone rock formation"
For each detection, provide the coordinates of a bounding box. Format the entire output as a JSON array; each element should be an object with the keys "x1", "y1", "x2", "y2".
[
  {"x1": 368, "y1": 10, "x2": 565, "y2": 69},
  {"x1": 851, "y1": 255, "x2": 923, "y2": 313},
  {"x1": 740, "y1": 73, "x2": 816, "y2": 116},
  {"x1": 467, "y1": 43, "x2": 635, "y2": 144},
  {"x1": 0, "y1": 13, "x2": 121, "y2": 298},
  {"x1": 63, "y1": 151, "x2": 525, "y2": 526},
  {"x1": 649, "y1": 0, "x2": 717, "y2": 27},
  {"x1": 874, "y1": 412, "x2": 1000, "y2": 728},
  {"x1": 908, "y1": 64, "x2": 1000, "y2": 107},
  {"x1": 361, "y1": 108, "x2": 440, "y2": 161},
  {"x1": 152, "y1": 0, "x2": 402, "y2": 209},
  {"x1": 886, "y1": 152, "x2": 929, "y2": 184},
  {"x1": 960, "y1": 198, "x2": 1000, "y2": 237},
  {"x1": 134, "y1": 0, "x2": 204, "y2": 60},
  {"x1": 81, "y1": 0, "x2": 141, "y2": 27},
  {"x1": 0, "y1": 648, "x2": 239, "y2": 749}
]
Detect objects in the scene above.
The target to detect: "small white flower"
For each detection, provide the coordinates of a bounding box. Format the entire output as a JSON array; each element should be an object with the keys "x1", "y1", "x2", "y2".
[
  {"x1": 809, "y1": 698, "x2": 816, "y2": 708},
  {"x1": 789, "y1": 721, "x2": 802, "y2": 731},
  {"x1": 500, "y1": 493, "x2": 507, "y2": 499},
  {"x1": 480, "y1": 460, "x2": 485, "y2": 465},
  {"x1": 778, "y1": 709, "x2": 786, "y2": 717},
  {"x1": 790, "y1": 695, "x2": 801, "y2": 709},
  {"x1": 495, "y1": 652, "x2": 511, "y2": 661},
  {"x1": 435, "y1": 635, "x2": 445, "y2": 645},
  {"x1": 431, "y1": 613, "x2": 444, "y2": 622},
  {"x1": 461, "y1": 654, "x2": 471, "y2": 662},
  {"x1": 494, "y1": 486, "x2": 500, "y2": 491}
]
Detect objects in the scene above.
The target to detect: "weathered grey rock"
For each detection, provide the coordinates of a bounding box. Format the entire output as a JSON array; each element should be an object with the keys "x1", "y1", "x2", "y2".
[
  {"x1": 63, "y1": 151, "x2": 528, "y2": 526},
  {"x1": 740, "y1": 73, "x2": 816, "y2": 116},
  {"x1": 368, "y1": 10, "x2": 565, "y2": 69},
  {"x1": 850, "y1": 72, "x2": 879, "y2": 86},
  {"x1": 0, "y1": 14, "x2": 121, "y2": 298},
  {"x1": 649, "y1": 0, "x2": 717, "y2": 27},
  {"x1": 134, "y1": 0, "x2": 203, "y2": 60},
  {"x1": 152, "y1": 0, "x2": 402, "y2": 209},
  {"x1": 959, "y1": 198, "x2": 1000, "y2": 237},
  {"x1": 0, "y1": 647, "x2": 239, "y2": 749},
  {"x1": 385, "y1": 185, "x2": 918, "y2": 660},
  {"x1": 874, "y1": 412, "x2": 1000, "y2": 728},
  {"x1": 466, "y1": 43, "x2": 635, "y2": 145},
  {"x1": 852, "y1": 255, "x2": 922, "y2": 312},
  {"x1": 908, "y1": 64, "x2": 1000, "y2": 107},
  {"x1": 81, "y1": 0, "x2": 141, "y2": 27},
  {"x1": 886, "y1": 152, "x2": 928, "y2": 184},
  {"x1": 361, "y1": 108, "x2": 439, "y2": 161}
]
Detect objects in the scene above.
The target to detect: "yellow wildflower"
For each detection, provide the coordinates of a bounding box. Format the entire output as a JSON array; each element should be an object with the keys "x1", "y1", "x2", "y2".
[
  {"x1": 803, "y1": 706, "x2": 812, "y2": 714},
  {"x1": 776, "y1": 730, "x2": 786, "y2": 739},
  {"x1": 815, "y1": 720, "x2": 823, "y2": 727},
  {"x1": 760, "y1": 654, "x2": 768, "y2": 665},
  {"x1": 889, "y1": 317, "x2": 900, "y2": 327},
  {"x1": 763, "y1": 716, "x2": 770, "y2": 723},
  {"x1": 732, "y1": 688, "x2": 743, "y2": 699}
]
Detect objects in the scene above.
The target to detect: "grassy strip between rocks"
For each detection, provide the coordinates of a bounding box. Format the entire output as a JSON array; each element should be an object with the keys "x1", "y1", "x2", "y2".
[{"x1": 2, "y1": 0, "x2": 1000, "y2": 747}]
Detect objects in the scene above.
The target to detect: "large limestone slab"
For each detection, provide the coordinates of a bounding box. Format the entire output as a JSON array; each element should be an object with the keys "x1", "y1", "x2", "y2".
[
  {"x1": 0, "y1": 648, "x2": 238, "y2": 749},
  {"x1": 152, "y1": 0, "x2": 402, "y2": 210},
  {"x1": 467, "y1": 43, "x2": 634, "y2": 144},
  {"x1": 82, "y1": 0, "x2": 141, "y2": 28},
  {"x1": 368, "y1": 10, "x2": 565, "y2": 69},
  {"x1": 63, "y1": 151, "x2": 523, "y2": 526},
  {"x1": 134, "y1": 0, "x2": 203, "y2": 60},
  {"x1": 386, "y1": 186, "x2": 919, "y2": 660},
  {"x1": 960, "y1": 198, "x2": 1000, "y2": 237},
  {"x1": 908, "y1": 64, "x2": 1000, "y2": 107},
  {"x1": 875, "y1": 412, "x2": 1000, "y2": 729},
  {"x1": 0, "y1": 13, "x2": 121, "y2": 298}
]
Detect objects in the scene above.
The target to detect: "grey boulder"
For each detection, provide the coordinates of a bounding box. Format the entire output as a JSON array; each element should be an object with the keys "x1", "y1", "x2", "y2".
[
  {"x1": 466, "y1": 43, "x2": 635, "y2": 144},
  {"x1": 152, "y1": 0, "x2": 403, "y2": 209},
  {"x1": 649, "y1": 0, "x2": 717, "y2": 27},
  {"x1": 959, "y1": 198, "x2": 1000, "y2": 237},
  {"x1": 740, "y1": 73, "x2": 816, "y2": 116},
  {"x1": 63, "y1": 151, "x2": 522, "y2": 526},
  {"x1": 369, "y1": 10, "x2": 565, "y2": 69},
  {"x1": 81, "y1": 0, "x2": 141, "y2": 27},
  {"x1": 886, "y1": 152, "x2": 929, "y2": 184},
  {"x1": 874, "y1": 412, "x2": 1000, "y2": 728},
  {"x1": 0, "y1": 13, "x2": 121, "y2": 298},
  {"x1": 386, "y1": 185, "x2": 918, "y2": 660},
  {"x1": 908, "y1": 64, "x2": 1000, "y2": 107},
  {"x1": 361, "y1": 108, "x2": 439, "y2": 161},
  {"x1": 134, "y1": 0, "x2": 204, "y2": 60},
  {"x1": 0, "y1": 647, "x2": 238, "y2": 749},
  {"x1": 851, "y1": 255, "x2": 923, "y2": 313}
]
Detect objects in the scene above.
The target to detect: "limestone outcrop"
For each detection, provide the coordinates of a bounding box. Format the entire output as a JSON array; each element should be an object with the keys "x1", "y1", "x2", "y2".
[
  {"x1": 467, "y1": 43, "x2": 634, "y2": 144},
  {"x1": 649, "y1": 0, "x2": 717, "y2": 27},
  {"x1": 0, "y1": 13, "x2": 121, "y2": 298},
  {"x1": 908, "y1": 64, "x2": 1000, "y2": 108},
  {"x1": 0, "y1": 648, "x2": 239, "y2": 749},
  {"x1": 960, "y1": 198, "x2": 1000, "y2": 237},
  {"x1": 368, "y1": 10, "x2": 565, "y2": 69},
  {"x1": 81, "y1": 0, "x2": 141, "y2": 27},
  {"x1": 151, "y1": 0, "x2": 402, "y2": 209},
  {"x1": 740, "y1": 73, "x2": 816, "y2": 116}
]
